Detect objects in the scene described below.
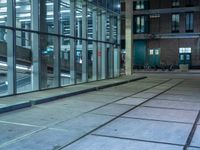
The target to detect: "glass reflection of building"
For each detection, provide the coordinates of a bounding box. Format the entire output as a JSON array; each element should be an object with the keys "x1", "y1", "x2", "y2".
[{"x1": 0, "y1": 0, "x2": 121, "y2": 96}]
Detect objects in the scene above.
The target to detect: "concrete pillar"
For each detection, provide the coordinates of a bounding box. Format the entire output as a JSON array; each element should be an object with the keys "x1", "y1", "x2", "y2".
[
  {"x1": 6, "y1": 0, "x2": 16, "y2": 94},
  {"x1": 92, "y1": 9, "x2": 98, "y2": 81},
  {"x1": 70, "y1": 0, "x2": 76, "y2": 84},
  {"x1": 125, "y1": 0, "x2": 133, "y2": 75},
  {"x1": 101, "y1": 12, "x2": 107, "y2": 79},
  {"x1": 53, "y1": 0, "x2": 61, "y2": 87},
  {"x1": 82, "y1": 1, "x2": 88, "y2": 82},
  {"x1": 31, "y1": 0, "x2": 40, "y2": 90}
]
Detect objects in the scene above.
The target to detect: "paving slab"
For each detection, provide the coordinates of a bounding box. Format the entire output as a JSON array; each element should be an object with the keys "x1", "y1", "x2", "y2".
[
  {"x1": 0, "y1": 122, "x2": 40, "y2": 146},
  {"x1": 156, "y1": 94, "x2": 200, "y2": 103},
  {"x1": 116, "y1": 97, "x2": 148, "y2": 106},
  {"x1": 63, "y1": 135, "x2": 183, "y2": 150},
  {"x1": 94, "y1": 118, "x2": 192, "y2": 145},
  {"x1": 166, "y1": 89, "x2": 200, "y2": 96},
  {"x1": 144, "y1": 89, "x2": 164, "y2": 94},
  {"x1": 90, "y1": 104, "x2": 132, "y2": 116},
  {"x1": 62, "y1": 93, "x2": 124, "y2": 104},
  {"x1": 172, "y1": 87, "x2": 200, "y2": 92},
  {"x1": 123, "y1": 107, "x2": 198, "y2": 123},
  {"x1": 91, "y1": 90, "x2": 134, "y2": 97},
  {"x1": 0, "y1": 106, "x2": 82, "y2": 126},
  {"x1": 143, "y1": 99, "x2": 200, "y2": 111},
  {"x1": 188, "y1": 147, "x2": 200, "y2": 150},
  {"x1": 41, "y1": 98, "x2": 106, "y2": 113},
  {"x1": 190, "y1": 125, "x2": 200, "y2": 147},
  {"x1": 0, "y1": 128, "x2": 82, "y2": 150},
  {"x1": 131, "y1": 92, "x2": 158, "y2": 99},
  {"x1": 51, "y1": 113, "x2": 114, "y2": 133}
]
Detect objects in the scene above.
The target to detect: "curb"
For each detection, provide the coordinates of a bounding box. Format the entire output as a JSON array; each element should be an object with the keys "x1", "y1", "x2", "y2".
[{"x1": 0, "y1": 76, "x2": 146, "y2": 114}]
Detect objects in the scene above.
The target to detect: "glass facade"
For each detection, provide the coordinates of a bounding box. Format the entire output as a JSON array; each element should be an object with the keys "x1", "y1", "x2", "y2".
[{"x1": 0, "y1": 0, "x2": 121, "y2": 96}]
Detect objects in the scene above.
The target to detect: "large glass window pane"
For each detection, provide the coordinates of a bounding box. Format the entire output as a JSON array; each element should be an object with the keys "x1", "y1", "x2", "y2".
[
  {"x1": 16, "y1": 30, "x2": 32, "y2": 93},
  {"x1": 0, "y1": 0, "x2": 7, "y2": 26},
  {"x1": 76, "y1": 0, "x2": 83, "y2": 83},
  {"x1": 16, "y1": 0, "x2": 31, "y2": 30},
  {"x1": 40, "y1": 33, "x2": 57, "y2": 89},
  {"x1": 40, "y1": 0, "x2": 54, "y2": 33},
  {"x1": 76, "y1": 39, "x2": 82, "y2": 83},
  {"x1": 60, "y1": 37, "x2": 70, "y2": 86},
  {"x1": 0, "y1": 0, "x2": 7, "y2": 95},
  {"x1": 0, "y1": 28, "x2": 8, "y2": 96},
  {"x1": 88, "y1": 4, "x2": 94, "y2": 80},
  {"x1": 60, "y1": 0, "x2": 71, "y2": 86}
]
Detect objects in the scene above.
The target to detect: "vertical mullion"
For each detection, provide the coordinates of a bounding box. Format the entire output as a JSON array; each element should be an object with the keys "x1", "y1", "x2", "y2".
[
  {"x1": 97, "y1": 11, "x2": 102, "y2": 79},
  {"x1": 92, "y1": 9, "x2": 98, "y2": 81},
  {"x1": 101, "y1": 11, "x2": 107, "y2": 79},
  {"x1": 53, "y1": 0, "x2": 61, "y2": 87},
  {"x1": 82, "y1": 0, "x2": 88, "y2": 82},
  {"x1": 7, "y1": 0, "x2": 16, "y2": 94},
  {"x1": 117, "y1": 16, "x2": 121, "y2": 77},
  {"x1": 109, "y1": 15, "x2": 114, "y2": 78},
  {"x1": 70, "y1": 0, "x2": 76, "y2": 84}
]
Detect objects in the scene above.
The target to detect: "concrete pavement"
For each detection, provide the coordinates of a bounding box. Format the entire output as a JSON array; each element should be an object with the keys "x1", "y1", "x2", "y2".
[{"x1": 0, "y1": 74, "x2": 200, "y2": 150}]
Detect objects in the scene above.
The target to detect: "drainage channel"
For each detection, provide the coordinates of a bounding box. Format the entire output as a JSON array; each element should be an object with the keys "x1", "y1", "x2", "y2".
[
  {"x1": 57, "y1": 79, "x2": 184, "y2": 150},
  {"x1": 183, "y1": 110, "x2": 200, "y2": 150}
]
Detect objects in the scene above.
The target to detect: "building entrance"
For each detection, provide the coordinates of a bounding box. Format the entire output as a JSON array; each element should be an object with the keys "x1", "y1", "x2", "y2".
[
  {"x1": 179, "y1": 48, "x2": 192, "y2": 67},
  {"x1": 148, "y1": 48, "x2": 160, "y2": 67}
]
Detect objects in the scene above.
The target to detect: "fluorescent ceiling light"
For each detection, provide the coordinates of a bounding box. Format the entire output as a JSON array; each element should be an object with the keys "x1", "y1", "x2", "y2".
[
  {"x1": 46, "y1": 2, "x2": 53, "y2": 6},
  {"x1": 19, "y1": 18, "x2": 31, "y2": 22},
  {"x1": 0, "y1": 7, "x2": 7, "y2": 13},
  {"x1": 0, "y1": 15, "x2": 6, "y2": 19},
  {"x1": 19, "y1": 13, "x2": 31, "y2": 17}
]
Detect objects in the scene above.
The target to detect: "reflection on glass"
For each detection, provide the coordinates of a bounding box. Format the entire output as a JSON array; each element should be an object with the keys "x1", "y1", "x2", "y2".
[
  {"x1": 40, "y1": 34, "x2": 57, "y2": 89},
  {"x1": 0, "y1": 0, "x2": 120, "y2": 97},
  {"x1": 16, "y1": 30, "x2": 32, "y2": 93},
  {"x1": 0, "y1": 29, "x2": 8, "y2": 96},
  {"x1": 60, "y1": 0, "x2": 71, "y2": 86}
]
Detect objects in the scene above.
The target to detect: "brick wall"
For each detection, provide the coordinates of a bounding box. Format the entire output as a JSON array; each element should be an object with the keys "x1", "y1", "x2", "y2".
[
  {"x1": 148, "y1": 38, "x2": 200, "y2": 67},
  {"x1": 159, "y1": 14, "x2": 171, "y2": 33}
]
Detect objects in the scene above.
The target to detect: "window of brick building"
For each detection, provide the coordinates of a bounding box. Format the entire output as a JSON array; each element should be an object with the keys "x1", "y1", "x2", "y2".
[
  {"x1": 133, "y1": 0, "x2": 149, "y2": 10},
  {"x1": 185, "y1": 12, "x2": 194, "y2": 32},
  {"x1": 172, "y1": 0, "x2": 180, "y2": 7},
  {"x1": 186, "y1": 0, "x2": 193, "y2": 6},
  {"x1": 134, "y1": 15, "x2": 149, "y2": 33},
  {"x1": 172, "y1": 14, "x2": 180, "y2": 32}
]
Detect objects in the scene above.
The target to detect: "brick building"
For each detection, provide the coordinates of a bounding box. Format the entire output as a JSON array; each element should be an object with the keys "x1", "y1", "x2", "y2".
[{"x1": 121, "y1": 0, "x2": 200, "y2": 69}]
